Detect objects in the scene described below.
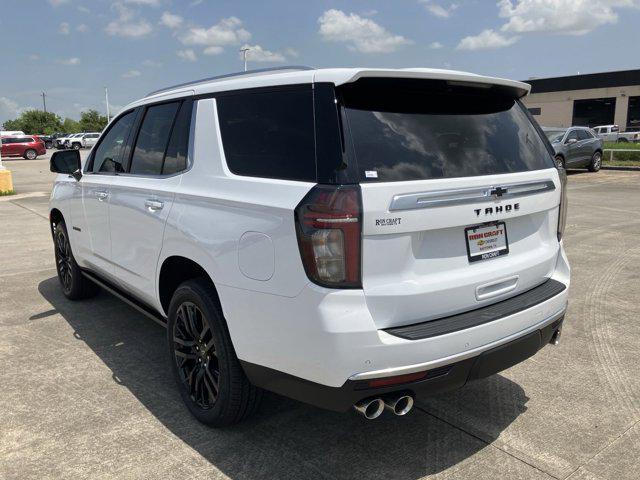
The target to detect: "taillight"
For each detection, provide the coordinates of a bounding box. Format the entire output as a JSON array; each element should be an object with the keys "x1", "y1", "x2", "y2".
[
  {"x1": 295, "y1": 184, "x2": 362, "y2": 288},
  {"x1": 557, "y1": 165, "x2": 568, "y2": 241}
]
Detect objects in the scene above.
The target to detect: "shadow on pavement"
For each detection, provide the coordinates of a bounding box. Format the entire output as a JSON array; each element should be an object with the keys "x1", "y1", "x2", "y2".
[{"x1": 38, "y1": 276, "x2": 528, "y2": 479}]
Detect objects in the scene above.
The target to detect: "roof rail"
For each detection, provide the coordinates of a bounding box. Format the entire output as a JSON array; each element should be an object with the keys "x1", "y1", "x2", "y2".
[{"x1": 145, "y1": 65, "x2": 315, "y2": 97}]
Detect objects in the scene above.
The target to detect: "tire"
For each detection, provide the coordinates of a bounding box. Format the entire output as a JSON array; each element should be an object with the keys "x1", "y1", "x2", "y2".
[
  {"x1": 589, "y1": 151, "x2": 602, "y2": 172},
  {"x1": 45, "y1": 141, "x2": 52, "y2": 149},
  {"x1": 72, "y1": 143, "x2": 81, "y2": 150},
  {"x1": 554, "y1": 155, "x2": 565, "y2": 169},
  {"x1": 167, "y1": 278, "x2": 262, "y2": 427},
  {"x1": 53, "y1": 221, "x2": 100, "y2": 300},
  {"x1": 618, "y1": 138, "x2": 629, "y2": 143},
  {"x1": 24, "y1": 149, "x2": 37, "y2": 160}
]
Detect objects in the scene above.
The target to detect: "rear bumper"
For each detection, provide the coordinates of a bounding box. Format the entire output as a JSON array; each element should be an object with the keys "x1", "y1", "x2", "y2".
[
  {"x1": 223, "y1": 244, "x2": 570, "y2": 398},
  {"x1": 242, "y1": 312, "x2": 564, "y2": 412}
]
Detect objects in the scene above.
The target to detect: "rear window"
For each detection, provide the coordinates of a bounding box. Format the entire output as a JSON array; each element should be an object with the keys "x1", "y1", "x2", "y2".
[
  {"x1": 216, "y1": 86, "x2": 316, "y2": 182},
  {"x1": 339, "y1": 79, "x2": 554, "y2": 182}
]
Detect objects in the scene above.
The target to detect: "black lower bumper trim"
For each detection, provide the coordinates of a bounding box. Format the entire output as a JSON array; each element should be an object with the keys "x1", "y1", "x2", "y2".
[
  {"x1": 241, "y1": 315, "x2": 564, "y2": 412},
  {"x1": 384, "y1": 279, "x2": 566, "y2": 340}
]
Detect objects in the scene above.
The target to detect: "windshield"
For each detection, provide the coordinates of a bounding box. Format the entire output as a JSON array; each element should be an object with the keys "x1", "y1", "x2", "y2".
[
  {"x1": 545, "y1": 130, "x2": 566, "y2": 143},
  {"x1": 339, "y1": 79, "x2": 554, "y2": 182}
]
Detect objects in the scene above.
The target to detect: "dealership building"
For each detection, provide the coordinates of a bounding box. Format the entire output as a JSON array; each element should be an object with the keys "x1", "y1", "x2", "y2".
[{"x1": 521, "y1": 69, "x2": 640, "y2": 130}]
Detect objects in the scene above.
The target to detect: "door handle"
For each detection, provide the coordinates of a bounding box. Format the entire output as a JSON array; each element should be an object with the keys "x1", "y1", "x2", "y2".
[
  {"x1": 145, "y1": 199, "x2": 164, "y2": 211},
  {"x1": 96, "y1": 190, "x2": 109, "y2": 201}
]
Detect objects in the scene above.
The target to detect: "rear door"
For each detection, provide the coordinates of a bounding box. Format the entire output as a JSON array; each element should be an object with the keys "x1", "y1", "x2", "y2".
[
  {"x1": 108, "y1": 98, "x2": 193, "y2": 306},
  {"x1": 337, "y1": 79, "x2": 560, "y2": 329}
]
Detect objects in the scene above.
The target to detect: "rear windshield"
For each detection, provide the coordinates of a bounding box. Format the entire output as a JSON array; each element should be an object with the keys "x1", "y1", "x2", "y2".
[{"x1": 339, "y1": 79, "x2": 554, "y2": 182}]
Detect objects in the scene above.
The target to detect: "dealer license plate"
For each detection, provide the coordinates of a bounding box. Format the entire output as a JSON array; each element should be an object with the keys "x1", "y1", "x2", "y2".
[{"x1": 465, "y1": 222, "x2": 509, "y2": 263}]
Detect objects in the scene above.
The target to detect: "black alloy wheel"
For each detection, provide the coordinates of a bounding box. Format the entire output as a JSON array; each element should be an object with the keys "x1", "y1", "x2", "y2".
[
  {"x1": 172, "y1": 301, "x2": 220, "y2": 409},
  {"x1": 54, "y1": 226, "x2": 73, "y2": 295}
]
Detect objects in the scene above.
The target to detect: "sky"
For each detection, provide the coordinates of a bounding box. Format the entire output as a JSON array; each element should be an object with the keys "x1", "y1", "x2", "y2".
[{"x1": 1, "y1": 0, "x2": 640, "y2": 126}]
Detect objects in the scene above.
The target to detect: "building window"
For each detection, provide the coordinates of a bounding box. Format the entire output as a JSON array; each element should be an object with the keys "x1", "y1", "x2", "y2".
[
  {"x1": 627, "y1": 96, "x2": 640, "y2": 131},
  {"x1": 572, "y1": 97, "x2": 616, "y2": 127},
  {"x1": 528, "y1": 107, "x2": 541, "y2": 116}
]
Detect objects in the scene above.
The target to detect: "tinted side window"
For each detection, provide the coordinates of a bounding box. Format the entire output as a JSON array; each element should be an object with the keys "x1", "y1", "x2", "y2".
[
  {"x1": 217, "y1": 88, "x2": 316, "y2": 181},
  {"x1": 129, "y1": 102, "x2": 180, "y2": 175},
  {"x1": 566, "y1": 130, "x2": 579, "y2": 141},
  {"x1": 162, "y1": 100, "x2": 192, "y2": 175},
  {"x1": 92, "y1": 111, "x2": 136, "y2": 173},
  {"x1": 577, "y1": 130, "x2": 591, "y2": 140}
]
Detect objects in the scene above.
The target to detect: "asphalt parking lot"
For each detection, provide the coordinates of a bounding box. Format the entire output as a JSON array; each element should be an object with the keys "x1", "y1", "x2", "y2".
[{"x1": 1, "y1": 155, "x2": 639, "y2": 480}]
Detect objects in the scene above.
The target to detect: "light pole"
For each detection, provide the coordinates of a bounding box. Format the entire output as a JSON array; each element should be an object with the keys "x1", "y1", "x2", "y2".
[
  {"x1": 240, "y1": 47, "x2": 250, "y2": 72},
  {"x1": 105, "y1": 86, "x2": 110, "y2": 123}
]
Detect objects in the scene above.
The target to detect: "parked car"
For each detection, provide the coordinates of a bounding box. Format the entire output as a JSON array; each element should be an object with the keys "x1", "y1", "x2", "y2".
[
  {"x1": 0, "y1": 130, "x2": 25, "y2": 137},
  {"x1": 593, "y1": 124, "x2": 640, "y2": 143},
  {"x1": 69, "y1": 132, "x2": 101, "y2": 150},
  {"x1": 57, "y1": 133, "x2": 82, "y2": 149},
  {"x1": 49, "y1": 67, "x2": 569, "y2": 426},
  {"x1": 35, "y1": 135, "x2": 53, "y2": 149},
  {"x1": 1, "y1": 135, "x2": 46, "y2": 159},
  {"x1": 543, "y1": 126, "x2": 603, "y2": 171}
]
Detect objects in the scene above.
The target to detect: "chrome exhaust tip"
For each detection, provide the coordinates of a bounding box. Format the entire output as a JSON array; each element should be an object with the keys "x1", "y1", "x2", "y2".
[
  {"x1": 383, "y1": 395, "x2": 414, "y2": 416},
  {"x1": 353, "y1": 398, "x2": 385, "y2": 420}
]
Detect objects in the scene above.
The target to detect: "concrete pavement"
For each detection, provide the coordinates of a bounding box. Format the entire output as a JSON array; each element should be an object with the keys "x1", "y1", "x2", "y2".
[{"x1": 1, "y1": 159, "x2": 638, "y2": 479}]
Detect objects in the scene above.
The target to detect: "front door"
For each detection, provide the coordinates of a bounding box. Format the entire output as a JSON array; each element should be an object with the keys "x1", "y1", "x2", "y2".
[{"x1": 79, "y1": 109, "x2": 138, "y2": 277}]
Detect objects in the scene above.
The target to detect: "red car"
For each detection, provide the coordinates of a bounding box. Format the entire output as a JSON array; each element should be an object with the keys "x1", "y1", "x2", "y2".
[{"x1": 1, "y1": 136, "x2": 47, "y2": 159}]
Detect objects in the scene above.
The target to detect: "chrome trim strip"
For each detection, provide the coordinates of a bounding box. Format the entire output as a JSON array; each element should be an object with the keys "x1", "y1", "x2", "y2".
[
  {"x1": 389, "y1": 180, "x2": 556, "y2": 212},
  {"x1": 348, "y1": 303, "x2": 567, "y2": 381}
]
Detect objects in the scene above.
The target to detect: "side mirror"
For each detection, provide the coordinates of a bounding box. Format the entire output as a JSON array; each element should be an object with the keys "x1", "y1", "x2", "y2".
[
  {"x1": 50, "y1": 150, "x2": 82, "y2": 181},
  {"x1": 566, "y1": 138, "x2": 578, "y2": 145}
]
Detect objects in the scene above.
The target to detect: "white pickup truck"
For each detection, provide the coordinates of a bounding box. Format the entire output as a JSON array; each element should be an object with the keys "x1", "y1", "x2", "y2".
[{"x1": 593, "y1": 125, "x2": 640, "y2": 143}]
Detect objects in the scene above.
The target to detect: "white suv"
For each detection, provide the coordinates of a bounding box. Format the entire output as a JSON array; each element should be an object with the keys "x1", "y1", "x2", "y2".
[{"x1": 48, "y1": 67, "x2": 570, "y2": 426}]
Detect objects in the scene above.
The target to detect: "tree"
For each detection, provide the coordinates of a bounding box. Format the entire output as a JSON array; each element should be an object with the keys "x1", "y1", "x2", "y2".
[
  {"x1": 62, "y1": 118, "x2": 81, "y2": 133},
  {"x1": 79, "y1": 109, "x2": 108, "y2": 132},
  {"x1": 1, "y1": 110, "x2": 62, "y2": 134}
]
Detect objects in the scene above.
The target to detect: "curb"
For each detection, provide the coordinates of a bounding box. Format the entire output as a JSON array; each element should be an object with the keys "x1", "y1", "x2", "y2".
[{"x1": 602, "y1": 165, "x2": 640, "y2": 172}]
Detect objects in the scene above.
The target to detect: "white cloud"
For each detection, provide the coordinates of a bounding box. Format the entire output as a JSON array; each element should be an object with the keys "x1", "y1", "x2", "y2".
[
  {"x1": 240, "y1": 44, "x2": 286, "y2": 63},
  {"x1": 177, "y1": 49, "x2": 197, "y2": 62},
  {"x1": 318, "y1": 9, "x2": 412, "y2": 53},
  {"x1": 456, "y1": 29, "x2": 519, "y2": 50},
  {"x1": 142, "y1": 59, "x2": 163, "y2": 67},
  {"x1": 105, "y1": 2, "x2": 153, "y2": 38},
  {"x1": 76, "y1": 24, "x2": 89, "y2": 33},
  {"x1": 190, "y1": 0, "x2": 204, "y2": 5},
  {"x1": 122, "y1": 69, "x2": 142, "y2": 78},
  {"x1": 498, "y1": 0, "x2": 638, "y2": 36},
  {"x1": 48, "y1": 0, "x2": 69, "y2": 6},
  {"x1": 77, "y1": 5, "x2": 90, "y2": 13},
  {"x1": 29, "y1": 54, "x2": 40, "y2": 61},
  {"x1": 59, "y1": 57, "x2": 81, "y2": 65},
  {"x1": 0, "y1": 97, "x2": 20, "y2": 123},
  {"x1": 124, "y1": 0, "x2": 161, "y2": 5},
  {"x1": 160, "y1": 11, "x2": 183, "y2": 29},
  {"x1": 179, "y1": 17, "x2": 251, "y2": 54},
  {"x1": 203, "y1": 46, "x2": 224, "y2": 55},
  {"x1": 429, "y1": 41, "x2": 444, "y2": 49},
  {"x1": 59, "y1": 22, "x2": 70, "y2": 35},
  {"x1": 420, "y1": 1, "x2": 459, "y2": 18},
  {"x1": 283, "y1": 47, "x2": 299, "y2": 58}
]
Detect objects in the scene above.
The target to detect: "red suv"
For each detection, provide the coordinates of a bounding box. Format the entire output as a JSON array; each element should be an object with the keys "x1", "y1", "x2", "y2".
[{"x1": 1, "y1": 136, "x2": 47, "y2": 159}]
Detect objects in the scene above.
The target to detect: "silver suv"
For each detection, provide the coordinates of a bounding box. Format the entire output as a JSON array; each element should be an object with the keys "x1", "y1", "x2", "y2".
[{"x1": 543, "y1": 126, "x2": 603, "y2": 171}]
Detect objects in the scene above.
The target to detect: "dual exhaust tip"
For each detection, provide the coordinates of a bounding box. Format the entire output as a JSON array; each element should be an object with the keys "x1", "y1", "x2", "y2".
[{"x1": 353, "y1": 394, "x2": 414, "y2": 420}]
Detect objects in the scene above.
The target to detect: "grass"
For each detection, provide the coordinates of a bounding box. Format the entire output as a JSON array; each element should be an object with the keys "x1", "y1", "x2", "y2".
[
  {"x1": 601, "y1": 142, "x2": 640, "y2": 165},
  {"x1": 0, "y1": 189, "x2": 16, "y2": 196},
  {"x1": 603, "y1": 141, "x2": 640, "y2": 150}
]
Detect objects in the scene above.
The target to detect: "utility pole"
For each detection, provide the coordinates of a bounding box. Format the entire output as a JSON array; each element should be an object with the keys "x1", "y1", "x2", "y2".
[
  {"x1": 42, "y1": 92, "x2": 47, "y2": 113},
  {"x1": 104, "y1": 86, "x2": 110, "y2": 123},
  {"x1": 240, "y1": 47, "x2": 250, "y2": 72}
]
